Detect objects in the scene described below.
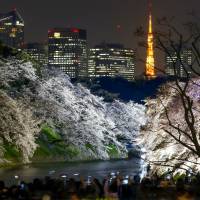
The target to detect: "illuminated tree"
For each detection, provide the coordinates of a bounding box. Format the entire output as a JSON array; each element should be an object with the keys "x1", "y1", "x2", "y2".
[{"x1": 136, "y1": 11, "x2": 200, "y2": 172}]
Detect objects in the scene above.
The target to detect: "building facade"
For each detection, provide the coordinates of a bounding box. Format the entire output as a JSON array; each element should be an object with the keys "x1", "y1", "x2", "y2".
[
  {"x1": 88, "y1": 43, "x2": 135, "y2": 81},
  {"x1": 48, "y1": 28, "x2": 87, "y2": 78},
  {"x1": 0, "y1": 9, "x2": 24, "y2": 49},
  {"x1": 165, "y1": 48, "x2": 193, "y2": 77},
  {"x1": 24, "y1": 43, "x2": 48, "y2": 65}
]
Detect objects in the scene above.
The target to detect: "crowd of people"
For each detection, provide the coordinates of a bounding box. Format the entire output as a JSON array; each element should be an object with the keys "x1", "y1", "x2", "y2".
[{"x1": 0, "y1": 171, "x2": 199, "y2": 200}]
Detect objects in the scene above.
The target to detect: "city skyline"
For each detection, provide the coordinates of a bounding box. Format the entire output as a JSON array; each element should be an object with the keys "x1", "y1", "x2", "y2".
[
  {"x1": 1, "y1": 0, "x2": 199, "y2": 45},
  {"x1": 1, "y1": 0, "x2": 200, "y2": 75}
]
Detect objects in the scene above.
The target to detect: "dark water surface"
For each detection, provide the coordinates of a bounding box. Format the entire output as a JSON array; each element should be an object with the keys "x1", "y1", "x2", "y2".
[{"x1": 0, "y1": 158, "x2": 142, "y2": 186}]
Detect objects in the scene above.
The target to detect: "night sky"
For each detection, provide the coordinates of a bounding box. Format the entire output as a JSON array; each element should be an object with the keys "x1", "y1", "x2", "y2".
[{"x1": 1, "y1": 0, "x2": 200, "y2": 75}]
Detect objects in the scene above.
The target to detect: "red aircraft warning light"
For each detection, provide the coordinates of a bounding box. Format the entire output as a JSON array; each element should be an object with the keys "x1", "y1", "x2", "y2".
[
  {"x1": 48, "y1": 29, "x2": 54, "y2": 34},
  {"x1": 12, "y1": 6, "x2": 17, "y2": 11},
  {"x1": 71, "y1": 28, "x2": 79, "y2": 33}
]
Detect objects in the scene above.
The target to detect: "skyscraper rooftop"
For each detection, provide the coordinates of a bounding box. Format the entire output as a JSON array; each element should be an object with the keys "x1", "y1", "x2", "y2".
[
  {"x1": 0, "y1": 9, "x2": 24, "y2": 25},
  {"x1": 0, "y1": 9, "x2": 24, "y2": 49}
]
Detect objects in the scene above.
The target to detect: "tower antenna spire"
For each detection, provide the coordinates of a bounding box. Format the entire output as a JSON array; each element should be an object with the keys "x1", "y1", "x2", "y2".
[{"x1": 148, "y1": 0, "x2": 152, "y2": 15}]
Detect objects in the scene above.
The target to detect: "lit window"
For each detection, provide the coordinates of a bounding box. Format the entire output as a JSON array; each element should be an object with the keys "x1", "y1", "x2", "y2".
[{"x1": 54, "y1": 32, "x2": 61, "y2": 38}]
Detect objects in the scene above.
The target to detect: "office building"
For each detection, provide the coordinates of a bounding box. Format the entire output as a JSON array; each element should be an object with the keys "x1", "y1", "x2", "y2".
[
  {"x1": 24, "y1": 43, "x2": 48, "y2": 65},
  {"x1": 88, "y1": 43, "x2": 135, "y2": 81},
  {"x1": 165, "y1": 48, "x2": 193, "y2": 77},
  {"x1": 48, "y1": 28, "x2": 87, "y2": 78},
  {"x1": 0, "y1": 9, "x2": 24, "y2": 49}
]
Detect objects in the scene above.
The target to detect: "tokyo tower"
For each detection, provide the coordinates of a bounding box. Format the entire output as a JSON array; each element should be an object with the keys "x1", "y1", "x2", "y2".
[{"x1": 145, "y1": 0, "x2": 156, "y2": 78}]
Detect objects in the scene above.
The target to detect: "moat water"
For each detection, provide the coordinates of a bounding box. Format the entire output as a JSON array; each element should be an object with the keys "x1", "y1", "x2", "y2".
[{"x1": 0, "y1": 158, "x2": 142, "y2": 186}]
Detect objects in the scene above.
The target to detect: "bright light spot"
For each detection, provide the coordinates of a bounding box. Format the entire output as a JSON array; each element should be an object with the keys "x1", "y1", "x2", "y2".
[
  {"x1": 54, "y1": 32, "x2": 61, "y2": 38},
  {"x1": 14, "y1": 175, "x2": 19, "y2": 179},
  {"x1": 146, "y1": 14, "x2": 155, "y2": 77}
]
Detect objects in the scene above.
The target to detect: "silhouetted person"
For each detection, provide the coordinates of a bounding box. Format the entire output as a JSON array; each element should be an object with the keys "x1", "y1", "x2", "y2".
[{"x1": 147, "y1": 164, "x2": 151, "y2": 175}]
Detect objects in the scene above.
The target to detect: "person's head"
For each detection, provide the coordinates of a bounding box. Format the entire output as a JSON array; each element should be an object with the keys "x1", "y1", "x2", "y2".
[
  {"x1": 83, "y1": 185, "x2": 96, "y2": 199},
  {"x1": 44, "y1": 176, "x2": 51, "y2": 185},
  {"x1": 0, "y1": 181, "x2": 5, "y2": 190},
  {"x1": 93, "y1": 178, "x2": 101, "y2": 186},
  {"x1": 8, "y1": 186, "x2": 18, "y2": 198},
  {"x1": 69, "y1": 192, "x2": 80, "y2": 200},
  {"x1": 33, "y1": 178, "x2": 43, "y2": 189},
  {"x1": 109, "y1": 178, "x2": 118, "y2": 193},
  {"x1": 177, "y1": 191, "x2": 194, "y2": 200},
  {"x1": 42, "y1": 194, "x2": 51, "y2": 200},
  {"x1": 67, "y1": 178, "x2": 77, "y2": 193},
  {"x1": 176, "y1": 178, "x2": 185, "y2": 192}
]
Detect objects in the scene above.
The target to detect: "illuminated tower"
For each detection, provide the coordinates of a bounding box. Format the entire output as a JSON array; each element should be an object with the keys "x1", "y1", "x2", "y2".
[{"x1": 146, "y1": 0, "x2": 156, "y2": 78}]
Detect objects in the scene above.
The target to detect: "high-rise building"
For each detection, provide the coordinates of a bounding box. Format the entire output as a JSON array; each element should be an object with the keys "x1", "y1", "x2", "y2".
[
  {"x1": 0, "y1": 9, "x2": 24, "y2": 49},
  {"x1": 24, "y1": 43, "x2": 48, "y2": 65},
  {"x1": 165, "y1": 48, "x2": 193, "y2": 77},
  {"x1": 88, "y1": 43, "x2": 135, "y2": 81},
  {"x1": 48, "y1": 28, "x2": 87, "y2": 78},
  {"x1": 146, "y1": 0, "x2": 156, "y2": 78}
]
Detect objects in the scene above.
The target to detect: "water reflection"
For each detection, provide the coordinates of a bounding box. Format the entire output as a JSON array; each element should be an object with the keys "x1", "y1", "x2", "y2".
[{"x1": 0, "y1": 158, "x2": 141, "y2": 186}]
